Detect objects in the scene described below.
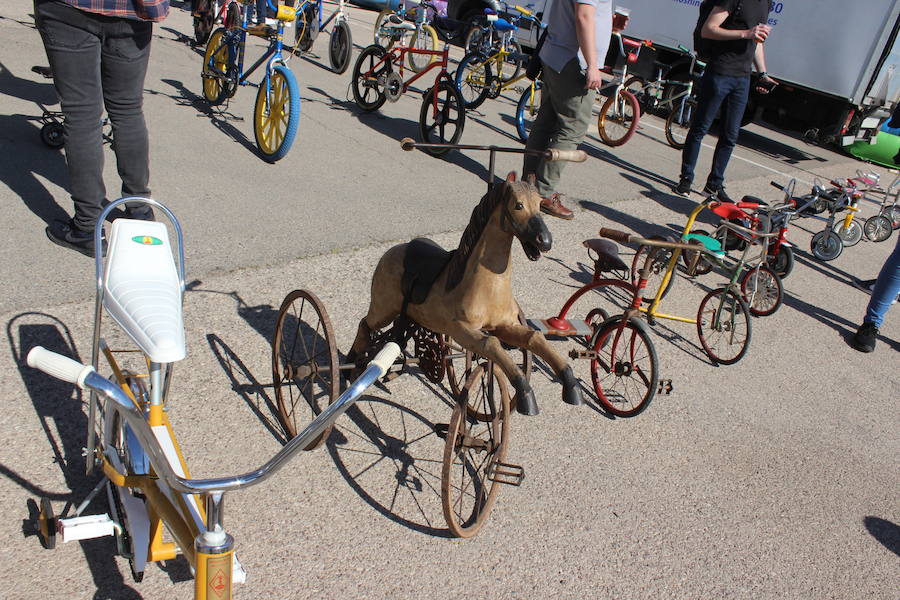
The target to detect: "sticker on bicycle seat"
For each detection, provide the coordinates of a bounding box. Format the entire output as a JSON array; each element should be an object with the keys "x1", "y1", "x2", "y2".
[{"x1": 132, "y1": 236, "x2": 163, "y2": 246}]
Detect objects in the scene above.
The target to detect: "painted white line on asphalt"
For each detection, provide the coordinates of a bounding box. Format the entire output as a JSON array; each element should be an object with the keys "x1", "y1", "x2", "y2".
[{"x1": 639, "y1": 119, "x2": 813, "y2": 186}]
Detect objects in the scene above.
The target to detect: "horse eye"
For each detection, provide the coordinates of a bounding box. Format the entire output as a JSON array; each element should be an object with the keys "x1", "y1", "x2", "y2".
[{"x1": 515, "y1": 202, "x2": 524, "y2": 210}]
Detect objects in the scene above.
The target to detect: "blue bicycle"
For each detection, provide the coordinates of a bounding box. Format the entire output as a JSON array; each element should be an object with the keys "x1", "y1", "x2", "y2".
[{"x1": 201, "y1": 0, "x2": 303, "y2": 162}]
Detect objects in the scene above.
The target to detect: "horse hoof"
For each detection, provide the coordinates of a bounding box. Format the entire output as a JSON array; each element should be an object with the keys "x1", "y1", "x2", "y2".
[
  {"x1": 512, "y1": 376, "x2": 539, "y2": 416},
  {"x1": 561, "y1": 367, "x2": 583, "y2": 406}
]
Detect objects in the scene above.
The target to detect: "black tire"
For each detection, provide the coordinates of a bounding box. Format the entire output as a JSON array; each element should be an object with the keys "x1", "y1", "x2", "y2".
[
  {"x1": 665, "y1": 96, "x2": 695, "y2": 150},
  {"x1": 224, "y1": 2, "x2": 241, "y2": 30},
  {"x1": 40, "y1": 122, "x2": 65, "y2": 148},
  {"x1": 624, "y1": 75, "x2": 651, "y2": 114},
  {"x1": 295, "y1": 2, "x2": 317, "y2": 52},
  {"x1": 455, "y1": 52, "x2": 492, "y2": 109},
  {"x1": 499, "y1": 39, "x2": 524, "y2": 83},
  {"x1": 193, "y1": 0, "x2": 215, "y2": 45},
  {"x1": 740, "y1": 265, "x2": 783, "y2": 317},
  {"x1": 351, "y1": 44, "x2": 390, "y2": 112},
  {"x1": 681, "y1": 229, "x2": 715, "y2": 276},
  {"x1": 864, "y1": 215, "x2": 892, "y2": 242},
  {"x1": 514, "y1": 81, "x2": 541, "y2": 143},
  {"x1": 589, "y1": 318, "x2": 658, "y2": 417},
  {"x1": 810, "y1": 230, "x2": 843, "y2": 261},
  {"x1": 766, "y1": 245, "x2": 794, "y2": 279},
  {"x1": 419, "y1": 80, "x2": 465, "y2": 155},
  {"x1": 696, "y1": 288, "x2": 751, "y2": 365},
  {"x1": 329, "y1": 20, "x2": 353, "y2": 74}
]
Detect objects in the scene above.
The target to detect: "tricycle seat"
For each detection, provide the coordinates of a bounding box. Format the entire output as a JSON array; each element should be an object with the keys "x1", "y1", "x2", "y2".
[
  {"x1": 684, "y1": 233, "x2": 725, "y2": 258},
  {"x1": 583, "y1": 238, "x2": 628, "y2": 273},
  {"x1": 103, "y1": 219, "x2": 185, "y2": 364}
]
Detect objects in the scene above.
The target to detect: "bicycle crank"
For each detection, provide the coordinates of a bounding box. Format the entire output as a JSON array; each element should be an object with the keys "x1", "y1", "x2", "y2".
[{"x1": 385, "y1": 72, "x2": 403, "y2": 102}]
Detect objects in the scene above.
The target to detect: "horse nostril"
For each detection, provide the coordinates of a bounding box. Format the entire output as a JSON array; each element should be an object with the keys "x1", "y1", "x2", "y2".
[{"x1": 538, "y1": 230, "x2": 552, "y2": 250}]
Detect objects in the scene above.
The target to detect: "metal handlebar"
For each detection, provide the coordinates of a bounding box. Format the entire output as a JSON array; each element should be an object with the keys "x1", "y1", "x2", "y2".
[
  {"x1": 27, "y1": 343, "x2": 402, "y2": 495},
  {"x1": 598, "y1": 228, "x2": 711, "y2": 253}
]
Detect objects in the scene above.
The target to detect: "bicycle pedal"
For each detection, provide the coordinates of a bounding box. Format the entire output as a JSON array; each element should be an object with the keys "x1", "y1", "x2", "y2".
[
  {"x1": 657, "y1": 379, "x2": 673, "y2": 395},
  {"x1": 568, "y1": 349, "x2": 597, "y2": 360},
  {"x1": 487, "y1": 461, "x2": 525, "y2": 486}
]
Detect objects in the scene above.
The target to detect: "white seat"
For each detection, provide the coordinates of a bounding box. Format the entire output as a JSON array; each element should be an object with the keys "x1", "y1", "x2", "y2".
[{"x1": 103, "y1": 219, "x2": 185, "y2": 363}]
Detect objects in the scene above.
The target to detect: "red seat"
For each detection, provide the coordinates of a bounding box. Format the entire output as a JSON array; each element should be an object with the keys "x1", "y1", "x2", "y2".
[{"x1": 709, "y1": 202, "x2": 751, "y2": 220}]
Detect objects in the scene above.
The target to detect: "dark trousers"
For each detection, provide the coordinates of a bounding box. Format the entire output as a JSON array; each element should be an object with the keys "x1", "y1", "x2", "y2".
[
  {"x1": 679, "y1": 70, "x2": 750, "y2": 189},
  {"x1": 35, "y1": 0, "x2": 153, "y2": 232}
]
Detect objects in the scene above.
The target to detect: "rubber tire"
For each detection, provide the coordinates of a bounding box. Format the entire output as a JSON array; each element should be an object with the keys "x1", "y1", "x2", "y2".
[
  {"x1": 351, "y1": 44, "x2": 389, "y2": 112},
  {"x1": 515, "y1": 81, "x2": 542, "y2": 143},
  {"x1": 624, "y1": 75, "x2": 651, "y2": 115},
  {"x1": 499, "y1": 39, "x2": 524, "y2": 84},
  {"x1": 680, "y1": 228, "x2": 715, "y2": 276},
  {"x1": 832, "y1": 220, "x2": 863, "y2": 247},
  {"x1": 863, "y1": 215, "x2": 892, "y2": 242},
  {"x1": 202, "y1": 27, "x2": 232, "y2": 105},
  {"x1": 766, "y1": 245, "x2": 794, "y2": 279},
  {"x1": 696, "y1": 288, "x2": 752, "y2": 365},
  {"x1": 253, "y1": 64, "x2": 300, "y2": 163},
  {"x1": 740, "y1": 265, "x2": 783, "y2": 317},
  {"x1": 597, "y1": 88, "x2": 640, "y2": 147},
  {"x1": 374, "y1": 9, "x2": 401, "y2": 50},
  {"x1": 810, "y1": 230, "x2": 843, "y2": 261},
  {"x1": 419, "y1": 80, "x2": 466, "y2": 156},
  {"x1": 408, "y1": 24, "x2": 439, "y2": 72},
  {"x1": 887, "y1": 205, "x2": 900, "y2": 230},
  {"x1": 193, "y1": 0, "x2": 215, "y2": 45},
  {"x1": 329, "y1": 20, "x2": 353, "y2": 74},
  {"x1": 40, "y1": 122, "x2": 65, "y2": 148},
  {"x1": 295, "y1": 3, "x2": 317, "y2": 52},
  {"x1": 589, "y1": 318, "x2": 659, "y2": 417},
  {"x1": 665, "y1": 96, "x2": 696, "y2": 150},
  {"x1": 455, "y1": 52, "x2": 492, "y2": 109}
]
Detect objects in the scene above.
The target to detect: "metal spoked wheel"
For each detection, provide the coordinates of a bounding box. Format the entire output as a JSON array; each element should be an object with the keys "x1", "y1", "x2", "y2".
[
  {"x1": 665, "y1": 97, "x2": 696, "y2": 149},
  {"x1": 696, "y1": 288, "x2": 751, "y2": 365},
  {"x1": 589, "y1": 318, "x2": 659, "y2": 417},
  {"x1": 40, "y1": 122, "x2": 65, "y2": 148},
  {"x1": 455, "y1": 52, "x2": 492, "y2": 109},
  {"x1": 832, "y1": 220, "x2": 863, "y2": 247},
  {"x1": 887, "y1": 206, "x2": 900, "y2": 230},
  {"x1": 373, "y1": 9, "x2": 401, "y2": 50},
  {"x1": 740, "y1": 264, "x2": 783, "y2": 317},
  {"x1": 514, "y1": 81, "x2": 542, "y2": 143},
  {"x1": 810, "y1": 230, "x2": 843, "y2": 261},
  {"x1": 680, "y1": 229, "x2": 715, "y2": 276},
  {"x1": 597, "y1": 88, "x2": 639, "y2": 147},
  {"x1": 631, "y1": 236, "x2": 676, "y2": 303},
  {"x1": 329, "y1": 19, "x2": 353, "y2": 74},
  {"x1": 351, "y1": 44, "x2": 390, "y2": 112},
  {"x1": 201, "y1": 27, "x2": 232, "y2": 105},
  {"x1": 419, "y1": 80, "x2": 465, "y2": 156},
  {"x1": 272, "y1": 289, "x2": 339, "y2": 449},
  {"x1": 295, "y1": 2, "x2": 318, "y2": 52},
  {"x1": 408, "y1": 24, "x2": 438, "y2": 72},
  {"x1": 766, "y1": 245, "x2": 794, "y2": 279},
  {"x1": 864, "y1": 214, "x2": 893, "y2": 242},
  {"x1": 441, "y1": 363, "x2": 510, "y2": 538}
]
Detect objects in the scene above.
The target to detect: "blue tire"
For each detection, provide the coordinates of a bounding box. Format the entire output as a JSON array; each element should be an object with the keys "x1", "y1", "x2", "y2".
[
  {"x1": 515, "y1": 81, "x2": 542, "y2": 143},
  {"x1": 254, "y1": 64, "x2": 300, "y2": 163}
]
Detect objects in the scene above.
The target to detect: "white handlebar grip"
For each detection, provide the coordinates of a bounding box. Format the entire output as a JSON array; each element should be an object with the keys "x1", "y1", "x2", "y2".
[
  {"x1": 370, "y1": 342, "x2": 401, "y2": 377},
  {"x1": 26, "y1": 346, "x2": 95, "y2": 388}
]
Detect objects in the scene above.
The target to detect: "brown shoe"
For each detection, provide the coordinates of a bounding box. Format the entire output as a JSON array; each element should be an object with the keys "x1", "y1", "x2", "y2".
[
  {"x1": 246, "y1": 23, "x2": 274, "y2": 38},
  {"x1": 540, "y1": 193, "x2": 574, "y2": 220}
]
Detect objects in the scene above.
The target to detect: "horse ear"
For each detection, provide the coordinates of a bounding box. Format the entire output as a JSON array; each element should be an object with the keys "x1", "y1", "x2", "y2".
[
  {"x1": 525, "y1": 173, "x2": 536, "y2": 186},
  {"x1": 505, "y1": 171, "x2": 517, "y2": 182}
]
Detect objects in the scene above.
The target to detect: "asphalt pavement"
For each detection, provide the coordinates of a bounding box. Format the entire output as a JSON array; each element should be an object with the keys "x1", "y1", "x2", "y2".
[{"x1": 0, "y1": 3, "x2": 897, "y2": 599}]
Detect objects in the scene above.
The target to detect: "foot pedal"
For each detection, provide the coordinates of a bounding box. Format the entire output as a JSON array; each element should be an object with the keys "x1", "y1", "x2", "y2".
[
  {"x1": 528, "y1": 317, "x2": 593, "y2": 337},
  {"x1": 487, "y1": 461, "x2": 525, "y2": 486},
  {"x1": 657, "y1": 379, "x2": 673, "y2": 395}
]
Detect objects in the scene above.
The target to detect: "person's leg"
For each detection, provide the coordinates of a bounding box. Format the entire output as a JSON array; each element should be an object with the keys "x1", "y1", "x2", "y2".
[
  {"x1": 863, "y1": 235, "x2": 900, "y2": 328},
  {"x1": 100, "y1": 16, "x2": 153, "y2": 217},
  {"x1": 679, "y1": 71, "x2": 729, "y2": 185},
  {"x1": 523, "y1": 76, "x2": 559, "y2": 182},
  {"x1": 705, "y1": 75, "x2": 749, "y2": 190},
  {"x1": 35, "y1": 0, "x2": 106, "y2": 232},
  {"x1": 531, "y1": 58, "x2": 592, "y2": 198}
]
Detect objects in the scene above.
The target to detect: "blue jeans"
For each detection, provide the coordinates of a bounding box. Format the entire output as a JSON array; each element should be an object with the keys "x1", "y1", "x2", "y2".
[
  {"x1": 864, "y1": 235, "x2": 900, "y2": 327},
  {"x1": 679, "y1": 71, "x2": 750, "y2": 189}
]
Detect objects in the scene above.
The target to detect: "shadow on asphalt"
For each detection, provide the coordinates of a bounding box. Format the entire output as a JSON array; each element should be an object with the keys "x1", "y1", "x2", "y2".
[
  {"x1": 5, "y1": 312, "x2": 188, "y2": 597},
  {"x1": 864, "y1": 516, "x2": 900, "y2": 557}
]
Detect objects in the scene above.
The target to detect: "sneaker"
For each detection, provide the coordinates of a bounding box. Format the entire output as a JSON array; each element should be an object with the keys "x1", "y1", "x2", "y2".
[
  {"x1": 851, "y1": 278, "x2": 899, "y2": 304},
  {"x1": 673, "y1": 178, "x2": 692, "y2": 197},
  {"x1": 540, "y1": 193, "x2": 574, "y2": 220},
  {"x1": 45, "y1": 218, "x2": 107, "y2": 258},
  {"x1": 850, "y1": 321, "x2": 878, "y2": 353},
  {"x1": 703, "y1": 183, "x2": 734, "y2": 203}
]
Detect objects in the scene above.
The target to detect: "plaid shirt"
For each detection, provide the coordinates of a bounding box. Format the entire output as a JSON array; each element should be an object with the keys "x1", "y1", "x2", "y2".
[{"x1": 63, "y1": 0, "x2": 170, "y2": 21}]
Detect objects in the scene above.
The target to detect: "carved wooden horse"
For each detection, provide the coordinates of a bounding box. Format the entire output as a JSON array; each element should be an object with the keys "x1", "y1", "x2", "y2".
[{"x1": 348, "y1": 173, "x2": 583, "y2": 415}]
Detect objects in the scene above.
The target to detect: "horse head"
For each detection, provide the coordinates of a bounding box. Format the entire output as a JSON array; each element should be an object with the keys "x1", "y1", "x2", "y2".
[{"x1": 499, "y1": 172, "x2": 552, "y2": 261}]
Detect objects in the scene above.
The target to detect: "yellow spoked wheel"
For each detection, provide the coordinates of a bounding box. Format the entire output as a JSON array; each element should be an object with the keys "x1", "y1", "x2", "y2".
[
  {"x1": 253, "y1": 64, "x2": 301, "y2": 163},
  {"x1": 374, "y1": 9, "x2": 401, "y2": 50},
  {"x1": 408, "y1": 24, "x2": 438, "y2": 72},
  {"x1": 202, "y1": 27, "x2": 231, "y2": 105}
]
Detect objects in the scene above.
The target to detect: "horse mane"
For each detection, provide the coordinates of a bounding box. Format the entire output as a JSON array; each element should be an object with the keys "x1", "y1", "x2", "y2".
[{"x1": 445, "y1": 181, "x2": 517, "y2": 292}]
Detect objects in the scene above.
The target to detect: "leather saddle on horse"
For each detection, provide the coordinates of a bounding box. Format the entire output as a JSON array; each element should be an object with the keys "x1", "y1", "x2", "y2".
[{"x1": 402, "y1": 238, "x2": 456, "y2": 305}]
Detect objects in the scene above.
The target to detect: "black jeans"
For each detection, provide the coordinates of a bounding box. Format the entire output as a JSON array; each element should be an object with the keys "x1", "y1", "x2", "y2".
[
  {"x1": 679, "y1": 71, "x2": 750, "y2": 189},
  {"x1": 35, "y1": 0, "x2": 153, "y2": 232}
]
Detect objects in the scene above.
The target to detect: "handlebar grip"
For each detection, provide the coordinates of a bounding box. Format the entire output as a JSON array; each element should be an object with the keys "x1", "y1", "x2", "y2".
[
  {"x1": 677, "y1": 43, "x2": 690, "y2": 53},
  {"x1": 514, "y1": 4, "x2": 533, "y2": 16},
  {"x1": 545, "y1": 148, "x2": 587, "y2": 163},
  {"x1": 770, "y1": 181, "x2": 784, "y2": 190},
  {"x1": 598, "y1": 227, "x2": 631, "y2": 244},
  {"x1": 400, "y1": 137, "x2": 417, "y2": 151},
  {"x1": 370, "y1": 342, "x2": 401, "y2": 377},
  {"x1": 27, "y1": 346, "x2": 95, "y2": 388}
]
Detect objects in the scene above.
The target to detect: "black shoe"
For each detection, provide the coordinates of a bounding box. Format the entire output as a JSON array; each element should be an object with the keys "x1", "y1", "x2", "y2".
[
  {"x1": 126, "y1": 206, "x2": 155, "y2": 221},
  {"x1": 703, "y1": 183, "x2": 733, "y2": 203},
  {"x1": 673, "y1": 178, "x2": 692, "y2": 197},
  {"x1": 45, "y1": 219, "x2": 107, "y2": 258},
  {"x1": 851, "y1": 321, "x2": 878, "y2": 353}
]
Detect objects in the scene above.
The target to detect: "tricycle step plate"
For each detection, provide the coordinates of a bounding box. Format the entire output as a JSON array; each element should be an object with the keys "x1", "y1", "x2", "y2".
[{"x1": 527, "y1": 318, "x2": 593, "y2": 337}]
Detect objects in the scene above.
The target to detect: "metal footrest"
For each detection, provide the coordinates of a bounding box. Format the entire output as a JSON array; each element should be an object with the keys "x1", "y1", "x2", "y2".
[{"x1": 487, "y1": 461, "x2": 525, "y2": 486}]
